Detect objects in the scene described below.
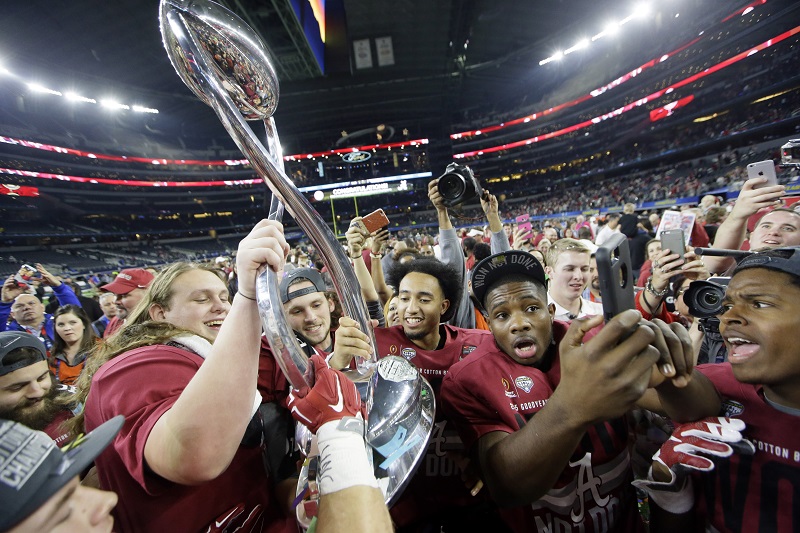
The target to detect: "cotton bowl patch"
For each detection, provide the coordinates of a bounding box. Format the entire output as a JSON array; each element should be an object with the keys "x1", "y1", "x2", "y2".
[{"x1": 515, "y1": 376, "x2": 534, "y2": 393}]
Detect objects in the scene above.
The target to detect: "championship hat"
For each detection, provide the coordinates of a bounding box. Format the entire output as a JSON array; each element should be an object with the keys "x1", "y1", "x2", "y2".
[
  {"x1": 0, "y1": 415, "x2": 124, "y2": 530},
  {"x1": 471, "y1": 250, "x2": 547, "y2": 309}
]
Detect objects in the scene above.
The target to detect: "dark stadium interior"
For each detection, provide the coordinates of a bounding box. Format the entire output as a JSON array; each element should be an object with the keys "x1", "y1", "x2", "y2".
[{"x1": 1, "y1": 0, "x2": 799, "y2": 277}]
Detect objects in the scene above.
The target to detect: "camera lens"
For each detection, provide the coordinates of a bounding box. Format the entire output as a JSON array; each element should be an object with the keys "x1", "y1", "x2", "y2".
[
  {"x1": 438, "y1": 172, "x2": 465, "y2": 201},
  {"x1": 700, "y1": 291, "x2": 720, "y2": 307}
]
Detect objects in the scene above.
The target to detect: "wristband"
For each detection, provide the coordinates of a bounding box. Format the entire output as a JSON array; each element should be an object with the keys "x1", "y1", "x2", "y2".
[
  {"x1": 646, "y1": 276, "x2": 669, "y2": 297},
  {"x1": 370, "y1": 252, "x2": 381, "y2": 259},
  {"x1": 316, "y1": 416, "x2": 378, "y2": 495},
  {"x1": 237, "y1": 291, "x2": 256, "y2": 301}
]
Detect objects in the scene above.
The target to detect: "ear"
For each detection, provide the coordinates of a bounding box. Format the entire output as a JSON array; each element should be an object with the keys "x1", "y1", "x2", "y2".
[
  {"x1": 548, "y1": 303, "x2": 556, "y2": 323},
  {"x1": 440, "y1": 298, "x2": 450, "y2": 318},
  {"x1": 327, "y1": 297, "x2": 335, "y2": 313},
  {"x1": 544, "y1": 265, "x2": 553, "y2": 277},
  {"x1": 149, "y1": 303, "x2": 166, "y2": 322}
]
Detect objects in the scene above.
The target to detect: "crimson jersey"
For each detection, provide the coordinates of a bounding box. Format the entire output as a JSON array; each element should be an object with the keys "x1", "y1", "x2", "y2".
[
  {"x1": 258, "y1": 337, "x2": 290, "y2": 404},
  {"x1": 694, "y1": 363, "x2": 800, "y2": 533},
  {"x1": 374, "y1": 325, "x2": 498, "y2": 527},
  {"x1": 441, "y1": 321, "x2": 641, "y2": 533},
  {"x1": 84, "y1": 344, "x2": 290, "y2": 533}
]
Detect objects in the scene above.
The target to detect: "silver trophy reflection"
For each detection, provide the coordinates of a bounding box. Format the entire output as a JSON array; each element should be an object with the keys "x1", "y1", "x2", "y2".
[{"x1": 159, "y1": 0, "x2": 433, "y2": 522}]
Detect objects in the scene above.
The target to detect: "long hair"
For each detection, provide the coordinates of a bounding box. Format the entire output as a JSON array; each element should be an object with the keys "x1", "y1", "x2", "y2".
[
  {"x1": 51, "y1": 305, "x2": 95, "y2": 357},
  {"x1": 65, "y1": 262, "x2": 225, "y2": 437}
]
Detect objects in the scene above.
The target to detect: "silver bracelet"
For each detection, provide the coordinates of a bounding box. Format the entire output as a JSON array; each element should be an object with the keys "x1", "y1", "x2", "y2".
[{"x1": 646, "y1": 276, "x2": 669, "y2": 297}]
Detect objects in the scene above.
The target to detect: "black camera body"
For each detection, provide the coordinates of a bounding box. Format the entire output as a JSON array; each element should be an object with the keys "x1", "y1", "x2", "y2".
[
  {"x1": 684, "y1": 277, "x2": 730, "y2": 318},
  {"x1": 437, "y1": 163, "x2": 482, "y2": 207}
]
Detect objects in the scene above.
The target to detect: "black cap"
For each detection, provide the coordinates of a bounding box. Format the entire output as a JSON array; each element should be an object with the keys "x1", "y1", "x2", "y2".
[
  {"x1": 280, "y1": 268, "x2": 326, "y2": 303},
  {"x1": 733, "y1": 246, "x2": 800, "y2": 279},
  {"x1": 471, "y1": 251, "x2": 547, "y2": 309},
  {"x1": 0, "y1": 331, "x2": 47, "y2": 377},
  {"x1": 0, "y1": 415, "x2": 124, "y2": 531}
]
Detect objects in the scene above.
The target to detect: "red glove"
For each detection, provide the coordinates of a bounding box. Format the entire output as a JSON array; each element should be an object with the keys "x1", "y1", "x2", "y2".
[
  {"x1": 653, "y1": 416, "x2": 755, "y2": 484},
  {"x1": 287, "y1": 354, "x2": 362, "y2": 434}
]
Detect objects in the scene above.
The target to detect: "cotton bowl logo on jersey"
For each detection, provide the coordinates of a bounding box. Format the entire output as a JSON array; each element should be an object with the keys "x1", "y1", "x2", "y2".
[
  {"x1": 721, "y1": 399, "x2": 744, "y2": 417},
  {"x1": 515, "y1": 376, "x2": 534, "y2": 393},
  {"x1": 460, "y1": 345, "x2": 476, "y2": 360},
  {"x1": 401, "y1": 347, "x2": 416, "y2": 360}
]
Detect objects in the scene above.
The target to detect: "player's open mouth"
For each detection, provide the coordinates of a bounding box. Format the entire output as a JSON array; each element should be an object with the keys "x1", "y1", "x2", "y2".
[
  {"x1": 405, "y1": 317, "x2": 423, "y2": 326},
  {"x1": 513, "y1": 338, "x2": 538, "y2": 359},
  {"x1": 205, "y1": 320, "x2": 224, "y2": 329},
  {"x1": 725, "y1": 336, "x2": 759, "y2": 362}
]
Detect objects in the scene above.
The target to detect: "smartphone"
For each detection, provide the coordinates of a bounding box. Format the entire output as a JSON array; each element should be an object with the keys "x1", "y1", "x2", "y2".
[
  {"x1": 516, "y1": 214, "x2": 532, "y2": 240},
  {"x1": 596, "y1": 233, "x2": 635, "y2": 322},
  {"x1": 747, "y1": 160, "x2": 778, "y2": 190},
  {"x1": 357, "y1": 209, "x2": 390, "y2": 234},
  {"x1": 15, "y1": 264, "x2": 41, "y2": 289},
  {"x1": 660, "y1": 229, "x2": 685, "y2": 261}
]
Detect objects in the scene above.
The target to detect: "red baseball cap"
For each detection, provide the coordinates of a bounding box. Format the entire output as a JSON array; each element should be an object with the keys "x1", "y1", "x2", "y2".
[{"x1": 101, "y1": 268, "x2": 154, "y2": 295}]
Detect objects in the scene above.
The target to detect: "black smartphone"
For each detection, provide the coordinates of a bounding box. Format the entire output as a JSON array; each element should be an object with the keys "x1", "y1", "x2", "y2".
[
  {"x1": 660, "y1": 229, "x2": 685, "y2": 261},
  {"x1": 596, "y1": 233, "x2": 635, "y2": 322}
]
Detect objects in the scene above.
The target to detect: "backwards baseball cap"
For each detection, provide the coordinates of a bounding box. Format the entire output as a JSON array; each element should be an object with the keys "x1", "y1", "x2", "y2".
[
  {"x1": 471, "y1": 251, "x2": 547, "y2": 309},
  {"x1": 733, "y1": 246, "x2": 800, "y2": 278},
  {"x1": 101, "y1": 268, "x2": 155, "y2": 295},
  {"x1": 0, "y1": 415, "x2": 124, "y2": 531},
  {"x1": 0, "y1": 331, "x2": 47, "y2": 377},
  {"x1": 280, "y1": 268, "x2": 326, "y2": 304}
]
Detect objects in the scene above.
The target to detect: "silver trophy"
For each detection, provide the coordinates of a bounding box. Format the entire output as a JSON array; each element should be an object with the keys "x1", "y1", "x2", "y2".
[{"x1": 159, "y1": 0, "x2": 433, "y2": 518}]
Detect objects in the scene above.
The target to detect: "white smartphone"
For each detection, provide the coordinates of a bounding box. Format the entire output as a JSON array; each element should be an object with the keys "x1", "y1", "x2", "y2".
[{"x1": 747, "y1": 160, "x2": 778, "y2": 190}]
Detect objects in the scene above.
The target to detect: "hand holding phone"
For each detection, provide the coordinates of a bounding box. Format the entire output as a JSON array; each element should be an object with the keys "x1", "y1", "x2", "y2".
[
  {"x1": 515, "y1": 214, "x2": 532, "y2": 240},
  {"x1": 660, "y1": 229, "x2": 685, "y2": 261},
  {"x1": 14, "y1": 264, "x2": 41, "y2": 289},
  {"x1": 596, "y1": 234, "x2": 635, "y2": 322},
  {"x1": 355, "y1": 209, "x2": 390, "y2": 235},
  {"x1": 747, "y1": 160, "x2": 778, "y2": 190}
]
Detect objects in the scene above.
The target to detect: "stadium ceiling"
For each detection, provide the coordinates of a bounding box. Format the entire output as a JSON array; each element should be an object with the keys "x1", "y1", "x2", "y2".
[{"x1": 0, "y1": 0, "x2": 751, "y2": 154}]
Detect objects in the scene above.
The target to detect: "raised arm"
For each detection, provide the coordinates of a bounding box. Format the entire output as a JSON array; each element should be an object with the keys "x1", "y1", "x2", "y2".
[
  {"x1": 369, "y1": 229, "x2": 392, "y2": 306},
  {"x1": 704, "y1": 177, "x2": 784, "y2": 272},
  {"x1": 481, "y1": 192, "x2": 510, "y2": 254},
  {"x1": 346, "y1": 221, "x2": 380, "y2": 304},
  {"x1": 37, "y1": 264, "x2": 81, "y2": 307},
  {"x1": 144, "y1": 219, "x2": 289, "y2": 484}
]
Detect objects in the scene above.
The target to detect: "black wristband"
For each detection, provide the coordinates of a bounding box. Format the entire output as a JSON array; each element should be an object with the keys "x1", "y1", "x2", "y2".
[{"x1": 237, "y1": 291, "x2": 256, "y2": 301}]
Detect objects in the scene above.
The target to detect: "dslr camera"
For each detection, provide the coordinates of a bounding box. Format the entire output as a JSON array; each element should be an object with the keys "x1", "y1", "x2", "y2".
[
  {"x1": 781, "y1": 139, "x2": 800, "y2": 166},
  {"x1": 683, "y1": 277, "x2": 730, "y2": 319},
  {"x1": 437, "y1": 163, "x2": 482, "y2": 207}
]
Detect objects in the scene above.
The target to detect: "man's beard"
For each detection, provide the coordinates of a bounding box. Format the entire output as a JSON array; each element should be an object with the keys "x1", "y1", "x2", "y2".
[
  {"x1": 591, "y1": 279, "x2": 600, "y2": 291},
  {"x1": 0, "y1": 384, "x2": 62, "y2": 431}
]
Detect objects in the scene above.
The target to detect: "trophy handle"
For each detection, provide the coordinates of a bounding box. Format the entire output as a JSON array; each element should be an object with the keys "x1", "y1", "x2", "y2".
[{"x1": 160, "y1": 2, "x2": 378, "y2": 400}]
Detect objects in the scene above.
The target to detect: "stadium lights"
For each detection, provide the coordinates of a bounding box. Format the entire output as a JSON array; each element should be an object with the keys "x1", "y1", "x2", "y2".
[
  {"x1": 540, "y1": 3, "x2": 652, "y2": 65},
  {"x1": 101, "y1": 99, "x2": 130, "y2": 111},
  {"x1": 3, "y1": 63, "x2": 159, "y2": 113},
  {"x1": 65, "y1": 92, "x2": 97, "y2": 104},
  {"x1": 27, "y1": 83, "x2": 62, "y2": 96},
  {"x1": 132, "y1": 105, "x2": 159, "y2": 114},
  {"x1": 564, "y1": 39, "x2": 589, "y2": 55}
]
